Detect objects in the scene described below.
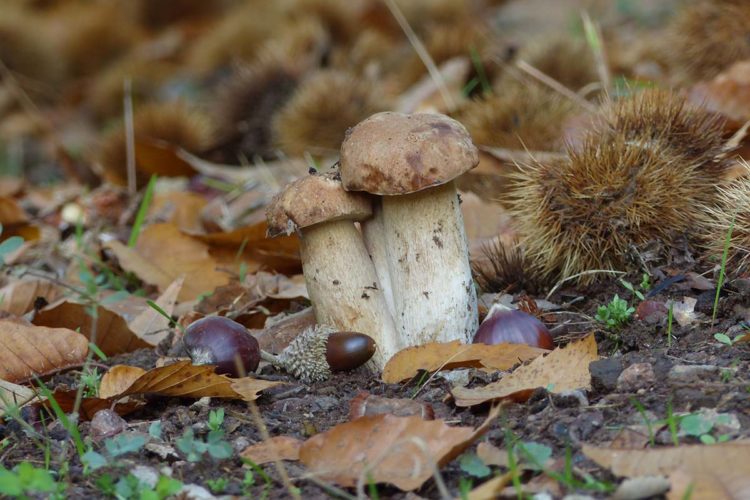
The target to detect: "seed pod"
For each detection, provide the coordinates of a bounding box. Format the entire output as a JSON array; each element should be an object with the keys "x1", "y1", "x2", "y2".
[
  {"x1": 184, "y1": 316, "x2": 260, "y2": 377},
  {"x1": 473, "y1": 304, "x2": 553, "y2": 350}
]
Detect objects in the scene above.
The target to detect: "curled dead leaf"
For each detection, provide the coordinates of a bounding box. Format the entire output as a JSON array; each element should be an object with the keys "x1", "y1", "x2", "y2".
[
  {"x1": 451, "y1": 335, "x2": 598, "y2": 407},
  {"x1": 382, "y1": 340, "x2": 546, "y2": 384},
  {"x1": 240, "y1": 436, "x2": 303, "y2": 464},
  {"x1": 0, "y1": 319, "x2": 88, "y2": 383},
  {"x1": 298, "y1": 405, "x2": 500, "y2": 491}
]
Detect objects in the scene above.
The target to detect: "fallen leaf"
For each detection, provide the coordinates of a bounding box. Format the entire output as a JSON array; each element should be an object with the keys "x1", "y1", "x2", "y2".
[
  {"x1": 687, "y1": 60, "x2": 750, "y2": 123},
  {"x1": 451, "y1": 335, "x2": 598, "y2": 407},
  {"x1": 0, "y1": 320, "x2": 88, "y2": 383},
  {"x1": 150, "y1": 191, "x2": 207, "y2": 234},
  {"x1": 241, "y1": 436, "x2": 303, "y2": 464},
  {"x1": 466, "y1": 472, "x2": 514, "y2": 500},
  {"x1": 102, "y1": 361, "x2": 282, "y2": 402},
  {"x1": 33, "y1": 300, "x2": 150, "y2": 356},
  {"x1": 128, "y1": 277, "x2": 183, "y2": 345},
  {"x1": 134, "y1": 137, "x2": 197, "y2": 178},
  {"x1": 381, "y1": 341, "x2": 547, "y2": 384},
  {"x1": 99, "y1": 365, "x2": 146, "y2": 399},
  {"x1": 41, "y1": 389, "x2": 142, "y2": 421},
  {"x1": 0, "y1": 379, "x2": 37, "y2": 415},
  {"x1": 670, "y1": 297, "x2": 698, "y2": 327},
  {"x1": 298, "y1": 405, "x2": 500, "y2": 491},
  {"x1": 583, "y1": 441, "x2": 750, "y2": 500},
  {"x1": 0, "y1": 197, "x2": 29, "y2": 225},
  {"x1": 0, "y1": 279, "x2": 64, "y2": 316},
  {"x1": 106, "y1": 223, "x2": 230, "y2": 301}
]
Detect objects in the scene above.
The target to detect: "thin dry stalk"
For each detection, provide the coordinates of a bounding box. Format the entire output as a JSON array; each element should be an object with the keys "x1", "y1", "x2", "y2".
[{"x1": 123, "y1": 78, "x2": 136, "y2": 196}]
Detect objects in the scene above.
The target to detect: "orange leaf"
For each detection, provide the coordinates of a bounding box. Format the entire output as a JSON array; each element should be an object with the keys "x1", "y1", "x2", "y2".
[
  {"x1": 33, "y1": 300, "x2": 151, "y2": 356},
  {"x1": 128, "y1": 277, "x2": 183, "y2": 345},
  {"x1": 99, "y1": 365, "x2": 146, "y2": 399},
  {"x1": 106, "y1": 223, "x2": 230, "y2": 301},
  {"x1": 298, "y1": 405, "x2": 500, "y2": 491},
  {"x1": 0, "y1": 279, "x2": 64, "y2": 316},
  {"x1": 381, "y1": 341, "x2": 547, "y2": 384},
  {"x1": 583, "y1": 441, "x2": 750, "y2": 500},
  {"x1": 134, "y1": 137, "x2": 197, "y2": 178},
  {"x1": 241, "y1": 436, "x2": 303, "y2": 464},
  {"x1": 150, "y1": 191, "x2": 207, "y2": 234},
  {"x1": 451, "y1": 335, "x2": 598, "y2": 406},
  {"x1": 0, "y1": 319, "x2": 88, "y2": 383},
  {"x1": 104, "y1": 361, "x2": 282, "y2": 402}
]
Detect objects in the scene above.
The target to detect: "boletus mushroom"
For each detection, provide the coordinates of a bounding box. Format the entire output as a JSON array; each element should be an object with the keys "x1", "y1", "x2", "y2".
[
  {"x1": 265, "y1": 171, "x2": 397, "y2": 369},
  {"x1": 340, "y1": 112, "x2": 480, "y2": 347}
]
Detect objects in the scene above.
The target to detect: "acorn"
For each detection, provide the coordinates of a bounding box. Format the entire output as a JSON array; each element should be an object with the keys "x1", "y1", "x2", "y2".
[
  {"x1": 184, "y1": 316, "x2": 261, "y2": 378},
  {"x1": 507, "y1": 89, "x2": 729, "y2": 284},
  {"x1": 261, "y1": 325, "x2": 376, "y2": 383},
  {"x1": 668, "y1": 0, "x2": 750, "y2": 82},
  {"x1": 473, "y1": 303, "x2": 554, "y2": 350}
]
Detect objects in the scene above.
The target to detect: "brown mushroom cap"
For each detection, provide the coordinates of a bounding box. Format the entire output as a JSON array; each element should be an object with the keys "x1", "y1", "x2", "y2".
[
  {"x1": 266, "y1": 172, "x2": 373, "y2": 237},
  {"x1": 340, "y1": 112, "x2": 479, "y2": 195}
]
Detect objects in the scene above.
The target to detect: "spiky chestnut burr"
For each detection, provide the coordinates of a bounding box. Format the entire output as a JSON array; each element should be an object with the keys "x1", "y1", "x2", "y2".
[
  {"x1": 261, "y1": 325, "x2": 376, "y2": 383},
  {"x1": 507, "y1": 89, "x2": 729, "y2": 284},
  {"x1": 668, "y1": 0, "x2": 750, "y2": 82},
  {"x1": 455, "y1": 84, "x2": 573, "y2": 150},
  {"x1": 272, "y1": 69, "x2": 389, "y2": 157}
]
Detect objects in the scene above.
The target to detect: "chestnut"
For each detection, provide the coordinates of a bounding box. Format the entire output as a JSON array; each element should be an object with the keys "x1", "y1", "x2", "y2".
[
  {"x1": 184, "y1": 316, "x2": 260, "y2": 377},
  {"x1": 326, "y1": 332, "x2": 376, "y2": 372},
  {"x1": 473, "y1": 304, "x2": 554, "y2": 350}
]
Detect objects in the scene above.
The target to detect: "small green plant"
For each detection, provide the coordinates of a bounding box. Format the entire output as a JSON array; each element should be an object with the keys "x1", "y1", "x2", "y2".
[
  {"x1": 176, "y1": 426, "x2": 232, "y2": 462},
  {"x1": 205, "y1": 477, "x2": 229, "y2": 494},
  {"x1": 208, "y1": 408, "x2": 225, "y2": 432},
  {"x1": 0, "y1": 462, "x2": 61, "y2": 498},
  {"x1": 103, "y1": 473, "x2": 182, "y2": 500},
  {"x1": 639, "y1": 273, "x2": 651, "y2": 291},
  {"x1": 459, "y1": 453, "x2": 490, "y2": 479},
  {"x1": 128, "y1": 174, "x2": 157, "y2": 248},
  {"x1": 713, "y1": 210, "x2": 737, "y2": 325},
  {"x1": 241, "y1": 459, "x2": 273, "y2": 499},
  {"x1": 630, "y1": 398, "x2": 656, "y2": 446},
  {"x1": 714, "y1": 332, "x2": 746, "y2": 346},
  {"x1": 80, "y1": 366, "x2": 102, "y2": 398},
  {"x1": 620, "y1": 278, "x2": 645, "y2": 301},
  {"x1": 83, "y1": 433, "x2": 147, "y2": 472},
  {"x1": 0, "y1": 224, "x2": 24, "y2": 265},
  {"x1": 680, "y1": 413, "x2": 731, "y2": 445},
  {"x1": 596, "y1": 294, "x2": 635, "y2": 330}
]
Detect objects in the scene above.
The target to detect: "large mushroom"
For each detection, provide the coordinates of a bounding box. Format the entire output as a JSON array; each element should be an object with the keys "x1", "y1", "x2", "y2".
[
  {"x1": 266, "y1": 172, "x2": 398, "y2": 369},
  {"x1": 340, "y1": 112, "x2": 480, "y2": 347}
]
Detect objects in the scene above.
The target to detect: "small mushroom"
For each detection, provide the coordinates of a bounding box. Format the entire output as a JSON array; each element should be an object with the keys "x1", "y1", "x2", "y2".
[
  {"x1": 265, "y1": 172, "x2": 397, "y2": 369},
  {"x1": 340, "y1": 112, "x2": 480, "y2": 348}
]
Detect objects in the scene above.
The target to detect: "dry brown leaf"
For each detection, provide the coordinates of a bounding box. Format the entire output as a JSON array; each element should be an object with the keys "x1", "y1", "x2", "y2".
[
  {"x1": 99, "y1": 365, "x2": 146, "y2": 399},
  {"x1": 0, "y1": 279, "x2": 65, "y2": 316},
  {"x1": 103, "y1": 361, "x2": 282, "y2": 402},
  {"x1": 0, "y1": 379, "x2": 37, "y2": 415},
  {"x1": 583, "y1": 441, "x2": 750, "y2": 500},
  {"x1": 128, "y1": 277, "x2": 183, "y2": 346},
  {"x1": 33, "y1": 300, "x2": 150, "y2": 356},
  {"x1": 106, "y1": 223, "x2": 230, "y2": 301},
  {"x1": 134, "y1": 137, "x2": 197, "y2": 178},
  {"x1": 0, "y1": 197, "x2": 29, "y2": 225},
  {"x1": 0, "y1": 319, "x2": 88, "y2": 383},
  {"x1": 466, "y1": 472, "x2": 514, "y2": 500},
  {"x1": 240, "y1": 436, "x2": 303, "y2": 464},
  {"x1": 41, "y1": 389, "x2": 143, "y2": 421},
  {"x1": 381, "y1": 341, "x2": 547, "y2": 384},
  {"x1": 151, "y1": 191, "x2": 207, "y2": 234},
  {"x1": 299, "y1": 405, "x2": 500, "y2": 491},
  {"x1": 451, "y1": 335, "x2": 598, "y2": 407},
  {"x1": 688, "y1": 60, "x2": 750, "y2": 123}
]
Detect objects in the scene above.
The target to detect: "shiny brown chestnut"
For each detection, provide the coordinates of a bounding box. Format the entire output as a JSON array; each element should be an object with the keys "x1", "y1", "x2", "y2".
[
  {"x1": 184, "y1": 316, "x2": 260, "y2": 377},
  {"x1": 473, "y1": 304, "x2": 554, "y2": 350},
  {"x1": 326, "y1": 332, "x2": 376, "y2": 372}
]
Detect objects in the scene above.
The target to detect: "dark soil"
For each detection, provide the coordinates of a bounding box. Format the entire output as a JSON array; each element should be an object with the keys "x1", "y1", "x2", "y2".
[{"x1": 3, "y1": 269, "x2": 749, "y2": 499}]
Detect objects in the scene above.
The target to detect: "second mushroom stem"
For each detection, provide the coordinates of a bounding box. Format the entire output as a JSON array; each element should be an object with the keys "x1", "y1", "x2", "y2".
[{"x1": 300, "y1": 219, "x2": 398, "y2": 369}]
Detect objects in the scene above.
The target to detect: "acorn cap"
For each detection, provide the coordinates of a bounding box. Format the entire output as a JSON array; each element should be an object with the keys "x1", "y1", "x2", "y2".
[
  {"x1": 340, "y1": 112, "x2": 479, "y2": 195},
  {"x1": 266, "y1": 172, "x2": 373, "y2": 237}
]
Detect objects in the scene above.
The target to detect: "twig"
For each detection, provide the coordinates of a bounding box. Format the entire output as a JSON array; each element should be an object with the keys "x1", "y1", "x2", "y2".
[
  {"x1": 516, "y1": 60, "x2": 597, "y2": 113},
  {"x1": 124, "y1": 78, "x2": 137, "y2": 196},
  {"x1": 383, "y1": 0, "x2": 457, "y2": 112}
]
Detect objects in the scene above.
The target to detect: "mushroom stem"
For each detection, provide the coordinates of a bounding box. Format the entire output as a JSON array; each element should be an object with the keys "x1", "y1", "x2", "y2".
[
  {"x1": 300, "y1": 219, "x2": 398, "y2": 369},
  {"x1": 379, "y1": 181, "x2": 478, "y2": 346},
  {"x1": 361, "y1": 199, "x2": 396, "y2": 318}
]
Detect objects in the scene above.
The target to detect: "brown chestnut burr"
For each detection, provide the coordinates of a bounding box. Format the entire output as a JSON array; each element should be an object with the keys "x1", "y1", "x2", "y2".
[
  {"x1": 184, "y1": 316, "x2": 261, "y2": 377},
  {"x1": 473, "y1": 304, "x2": 554, "y2": 350}
]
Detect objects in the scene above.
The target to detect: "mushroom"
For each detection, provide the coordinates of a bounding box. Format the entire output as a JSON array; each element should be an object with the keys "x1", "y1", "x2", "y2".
[
  {"x1": 340, "y1": 112, "x2": 480, "y2": 347},
  {"x1": 266, "y1": 172, "x2": 398, "y2": 369}
]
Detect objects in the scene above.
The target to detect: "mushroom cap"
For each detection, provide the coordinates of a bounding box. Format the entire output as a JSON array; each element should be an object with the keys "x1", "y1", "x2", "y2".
[
  {"x1": 340, "y1": 112, "x2": 479, "y2": 195},
  {"x1": 266, "y1": 172, "x2": 373, "y2": 237}
]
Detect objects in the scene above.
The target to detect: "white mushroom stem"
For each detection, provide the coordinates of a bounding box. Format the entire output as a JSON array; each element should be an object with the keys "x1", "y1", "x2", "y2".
[
  {"x1": 300, "y1": 219, "x2": 398, "y2": 369},
  {"x1": 379, "y1": 181, "x2": 478, "y2": 346},
  {"x1": 361, "y1": 199, "x2": 396, "y2": 319}
]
